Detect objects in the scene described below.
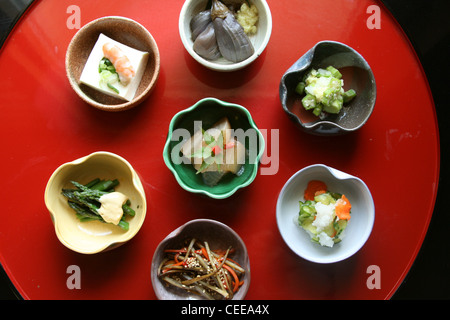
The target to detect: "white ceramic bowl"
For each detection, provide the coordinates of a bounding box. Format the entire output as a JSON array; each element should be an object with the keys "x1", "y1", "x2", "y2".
[
  {"x1": 151, "y1": 219, "x2": 250, "y2": 300},
  {"x1": 276, "y1": 164, "x2": 375, "y2": 263},
  {"x1": 44, "y1": 151, "x2": 147, "y2": 254},
  {"x1": 179, "y1": 0, "x2": 272, "y2": 72}
]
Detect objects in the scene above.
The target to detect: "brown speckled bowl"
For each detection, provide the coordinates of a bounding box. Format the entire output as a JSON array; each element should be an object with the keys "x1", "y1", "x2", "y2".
[
  {"x1": 65, "y1": 16, "x2": 160, "y2": 111},
  {"x1": 151, "y1": 219, "x2": 251, "y2": 300}
]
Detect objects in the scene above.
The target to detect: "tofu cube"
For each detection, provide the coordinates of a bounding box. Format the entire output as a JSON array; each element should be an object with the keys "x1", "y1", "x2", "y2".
[{"x1": 79, "y1": 33, "x2": 149, "y2": 101}]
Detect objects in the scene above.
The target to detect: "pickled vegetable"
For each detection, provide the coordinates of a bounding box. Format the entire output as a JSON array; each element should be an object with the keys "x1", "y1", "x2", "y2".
[
  {"x1": 298, "y1": 180, "x2": 351, "y2": 247},
  {"x1": 296, "y1": 66, "x2": 356, "y2": 117}
]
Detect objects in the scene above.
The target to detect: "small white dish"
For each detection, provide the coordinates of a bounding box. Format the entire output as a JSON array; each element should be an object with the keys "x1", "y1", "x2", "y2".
[{"x1": 276, "y1": 164, "x2": 375, "y2": 263}]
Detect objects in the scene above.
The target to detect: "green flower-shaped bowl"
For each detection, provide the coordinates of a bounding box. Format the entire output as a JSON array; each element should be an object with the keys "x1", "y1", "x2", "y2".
[{"x1": 163, "y1": 97, "x2": 265, "y2": 199}]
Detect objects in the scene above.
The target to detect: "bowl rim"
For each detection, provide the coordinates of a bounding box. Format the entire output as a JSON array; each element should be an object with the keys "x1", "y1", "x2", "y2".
[
  {"x1": 279, "y1": 40, "x2": 376, "y2": 135},
  {"x1": 65, "y1": 15, "x2": 161, "y2": 111},
  {"x1": 178, "y1": 0, "x2": 273, "y2": 72},
  {"x1": 276, "y1": 163, "x2": 375, "y2": 263},
  {"x1": 151, "y1": 218, "x2": 251, "y2": 300},
  {"x1": 163, "y1": 97, "x2": 265, "y2": 199},
  {"x1": 44, "y1": 151, "x2": 147, "y2": 254}
]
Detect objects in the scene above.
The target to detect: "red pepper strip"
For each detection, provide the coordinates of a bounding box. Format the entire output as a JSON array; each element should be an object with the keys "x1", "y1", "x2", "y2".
[
  {"x1": 223, "y1": 264, "x2": 240, "y2": 293},
  {"x1": 162, "y1": 260, "x2": 185, "y2": 274},
  {"x1": 212, "y1": 145, "x2": 222, "y2": 155},
  {"x1": 201, "y1": 247, "x2": 209, "y2": 260}
]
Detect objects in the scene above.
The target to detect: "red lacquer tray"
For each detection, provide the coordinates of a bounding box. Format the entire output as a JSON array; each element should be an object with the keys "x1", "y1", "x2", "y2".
[{"x1": 0, "y1": 0, "x2": 439, "y2": 299}]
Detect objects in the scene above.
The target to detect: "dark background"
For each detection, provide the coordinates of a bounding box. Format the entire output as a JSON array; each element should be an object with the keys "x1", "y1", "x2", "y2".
[{"x1": 1, "y1": 0, "x2": 449, "y2": 300}]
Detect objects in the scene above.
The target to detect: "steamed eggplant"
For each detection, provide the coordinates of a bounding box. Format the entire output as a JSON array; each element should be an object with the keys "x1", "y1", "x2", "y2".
[
  {"x1": 193, "y1": 22, "x2": 221, "y2": 61},
  {"x1": 211, "y1": 0, "x2": 254, "y2": 63},
  {"x1": 190, "y1": 0, "x2": 255, "y2": 63},
  {"x1": 190, "y1": 10, "x2": 211, "y2": 41}
]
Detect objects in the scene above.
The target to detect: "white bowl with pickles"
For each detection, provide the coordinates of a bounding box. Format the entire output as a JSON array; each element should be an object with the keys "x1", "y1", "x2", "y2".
[
  {"x1": 44, "y1": 151, "x2": 147, "y2": 254},
  {"x1": 179, "y1": 0, "x2": 272, "y2": 72},
  {"x1": 276, "y1": 164, "x2": 375, "y2": 264}
]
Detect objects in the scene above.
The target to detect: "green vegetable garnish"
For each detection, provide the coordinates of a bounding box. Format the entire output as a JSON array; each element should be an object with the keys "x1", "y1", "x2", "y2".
[
  {"x1": 61, "y1": 178, "x2": 135, "y2": 231},
  {"x1": 99, "y1": 57, "x2": 120, "y2": 94},
  {"x1": 296, "y1": 66, "x2": 356, "y2": 117},
  {"x1": 107, "y1": 83, "x2": 120, "y2": 94}
]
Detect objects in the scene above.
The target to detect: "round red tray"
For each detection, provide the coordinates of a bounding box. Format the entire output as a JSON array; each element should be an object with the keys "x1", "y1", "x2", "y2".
[{"x1": 0, "y1": 0, "x2": 438, "y2": 299}]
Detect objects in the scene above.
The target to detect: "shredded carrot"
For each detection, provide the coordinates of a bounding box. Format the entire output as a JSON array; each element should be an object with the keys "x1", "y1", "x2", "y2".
[
  {"x1": 223, "y1": 264, "x2": 240, "y2": 293},
  {"x1": 201, "y1": 247, "x2": 209, "y2": 260},
  {"x1": 335, "y1": 194, "x2": 351, "y2": 220},
  {"x1": 304, "y1": 180, "x2": 328, "y2": 201},
  {"x1": 162, "y1": 260, "x2": 184, "y2": 273}
]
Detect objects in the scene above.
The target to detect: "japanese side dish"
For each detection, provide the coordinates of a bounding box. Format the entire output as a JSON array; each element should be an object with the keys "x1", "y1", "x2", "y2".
[
  {"x1": 295, "y1": 66, "x2": 356, "y2": 118},
  {"x1": 298, "y1": 180, "x2": 352, "y2": 247},
  {"x1": 157, "y1": 238, "x2": 245, "y2": 300},
  {"x1": 61, "y1": 178, "x2": 135, "y2": 231},
  {"x1": 190, "y1": 0, "x2": 259, "y2": 63},
  {"x1": 79, "y1": 33, "x2": 149, "y2": 101},
  {"x1": 180, "y1": 117, "x2": 247, "y2": 187}
]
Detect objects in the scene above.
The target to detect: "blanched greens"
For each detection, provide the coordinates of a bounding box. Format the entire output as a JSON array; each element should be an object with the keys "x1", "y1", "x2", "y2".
[{"x1": 61, "y1": 178, "x2": 135, "y2": 230}]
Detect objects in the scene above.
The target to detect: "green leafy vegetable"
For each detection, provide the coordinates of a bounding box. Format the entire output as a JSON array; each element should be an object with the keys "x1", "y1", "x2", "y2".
[
  {"x1": 99, "y1": 57, "x2": 120, "y2": 94},
  {"x1": 61, "y1": 178, "x2": 135, "y2": 230}
]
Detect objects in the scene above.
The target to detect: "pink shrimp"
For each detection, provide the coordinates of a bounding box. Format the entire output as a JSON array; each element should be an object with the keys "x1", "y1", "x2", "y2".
[{"x1": 102, "y1": 42, "x2": 135, "y2": 85}]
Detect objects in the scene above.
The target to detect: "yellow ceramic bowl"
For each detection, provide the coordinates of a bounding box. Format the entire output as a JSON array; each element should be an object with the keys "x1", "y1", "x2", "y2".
[{"x1": 44, "y1": 151, "x2": 147, "y2": 254}]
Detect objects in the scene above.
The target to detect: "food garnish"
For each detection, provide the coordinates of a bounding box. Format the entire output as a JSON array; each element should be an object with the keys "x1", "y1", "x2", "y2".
[
  {"x1": 61, "y1": 178, "x2": 135, "y2": 231},
  {"x1": 102, "y1": 42, "x2": 136, "y2": 86},
  {"x1": 158, "y1": 238, "x2": 245, "y2": 300},
  {"x1": 180, "y1": 117, "x2": 246, "y2": 187},
  {"x1": 98, "y1": 57, "x2": 120, "y2": 94},
  {"x1": 298, "y1": 180, "x2": 351, "y2": 247},
  {"x1": 295, "y1": 66, "x2": 356, "y2": 118}
]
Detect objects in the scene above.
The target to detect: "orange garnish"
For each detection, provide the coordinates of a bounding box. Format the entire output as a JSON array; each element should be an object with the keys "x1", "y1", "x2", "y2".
[
  {"x1": 335, "y1": 194, "x2": 351, "y2": 220},
  {"x1": 304, "y1": 180, "x2": 328, "y2": 201}
]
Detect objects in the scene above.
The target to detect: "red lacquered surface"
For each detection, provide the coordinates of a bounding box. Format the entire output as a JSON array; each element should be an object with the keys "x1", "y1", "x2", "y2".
[{"x1": 0, "y1": 0, "x2": 439, "y2": 299}]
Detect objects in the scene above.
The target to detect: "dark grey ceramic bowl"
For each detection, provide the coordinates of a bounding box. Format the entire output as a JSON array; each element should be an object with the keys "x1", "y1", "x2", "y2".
[
  {"x1": 151, "y1": 219, "x2": 250, "y2": 300},
  {"x1": 279, "y1": 41, "x2": 376, "y2": 135}
]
